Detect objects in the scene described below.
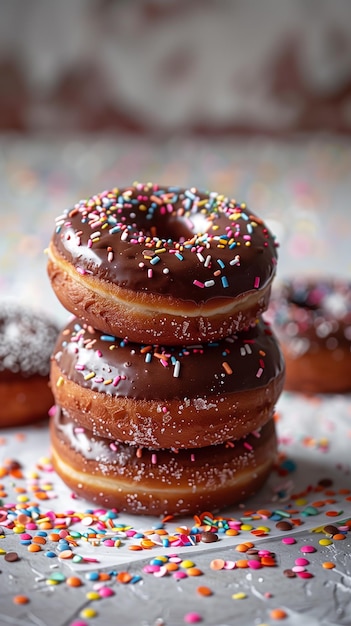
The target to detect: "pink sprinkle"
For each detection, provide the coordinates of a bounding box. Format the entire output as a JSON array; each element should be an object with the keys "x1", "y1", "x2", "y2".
[
  {"x1": 99, "y1": 587, "x2": 115, "y2": 597},
  {"x1": 109, "y1": 442, "x2": 118, "y2": 452},
  {"x1": 143, "y1": 564, "x2": 160, "y2": 574},
  {"x1": 173, "y1": 571, "x2": 187, "y2": 580},
  {"x1": 282, "y1": 537, "x2": 296, "y2": 545},
  {"x1": 300, "y1": 545, "x2": 316, "y2": 554},
  {"x1": 256, "y1": 367, "x2": 263, "y2": 378},
  {"x1": 254, "y1": 276, "x2": 260, "y2": 288},
  {"x1": 243, "y1": 442, "x2": 253, "y2": 451},
  {"x1": 147, "y1": 269, "x2": 153, "y2": 278},
  {"x1": 295, "y1": 557, "x2": 309, "y2": 566},
  {"x1": 292, "y1": 565, "x2": 306, "y2": 573},
  {"x1": 184, "y1": 612, "x2": 202, "y2": 624},
  {"x1": 76, "y1": 267, "x2": 87, "y2": 275},
  {"x1": 19, "y1": 533, "x2": 32, "y2": 540},
  {"x1": 113, "y1": 376, "x2": 121, "y2": 387},
  {"x1": 193, "y1": 280, "x2": 204, "y2": 288},
  {"x1": 151, "y1": 454, "x2": 157, "y2": 465}
]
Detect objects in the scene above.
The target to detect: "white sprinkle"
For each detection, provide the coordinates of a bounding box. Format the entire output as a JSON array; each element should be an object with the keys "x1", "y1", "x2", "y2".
[{"x1": 173, "y1": 360, "x2": 181, "y2": 378}]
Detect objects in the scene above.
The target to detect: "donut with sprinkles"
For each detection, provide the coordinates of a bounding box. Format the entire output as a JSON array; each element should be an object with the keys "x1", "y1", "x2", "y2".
[
  {"x1": 50, "y1": 316, "x2": 285, "y2": 449},
  {"x1": 47, "y1": 183, "x2": 278, "y2": 344},
  {"x1": 266, "y1": 278, "x2": 351, "y2": 393},
  {"x1": 50, "y1": 406, "x2": 278, "y2": 516}
]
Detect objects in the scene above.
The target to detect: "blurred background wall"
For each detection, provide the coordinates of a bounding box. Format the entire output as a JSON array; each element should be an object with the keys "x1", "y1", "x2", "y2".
[{"x1": 1, "y1": 0, "x2": 351, "y2": 136}]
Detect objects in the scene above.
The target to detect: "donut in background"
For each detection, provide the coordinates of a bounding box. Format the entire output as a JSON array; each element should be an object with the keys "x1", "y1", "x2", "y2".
[
  {"x1": 0, "y1": 301, "x2": 59, "y2": 427},
  {"x1": 266, "y1": 278, "x2": 351, "y2": 394}
]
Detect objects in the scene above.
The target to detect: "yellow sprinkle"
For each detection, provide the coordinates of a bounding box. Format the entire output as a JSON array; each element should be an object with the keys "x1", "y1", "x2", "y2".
[
  {"x1": 103, "y1": 379, "x2": 113, "y2": 385},
  {"x1": 80, "y1": 608, "x2": 98, "y2": 618},
  {"x1": 84, "y1": 372, "x2": 95, "y2": 381},
  {"x1": 17, "y1": 495, "x2": 29, "y2": 503},
  {"x1": 295, "y1": 498, "x2": 308, "y2": 506},
  {"x1": 232, "y1": 592, "x2": 247, "y2": 600},
  {"x1": 56, "y1": 376, "x2": 64, "y2": 387},
  {"x1": 319, "y1": 538, "x2": 333, "y2": 546},
  {"x1": 86, "y1": 591, "x2": 101, "y2": 601},
  {"x1": 46, "y1": 579, "x2": 59, "y2": 586}
]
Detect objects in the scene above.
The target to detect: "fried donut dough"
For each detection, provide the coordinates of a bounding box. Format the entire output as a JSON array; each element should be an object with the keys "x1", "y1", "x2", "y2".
[
  {"x1": 50, "y1": 317, "x2": 285, "y2": 449},
  {"x1": 0, "y1": 301, "x2": 58, "y2": 427},
  {"x1": 267, "y1": 278, "x2": 351, "y2": 393},
  {"x1": 51, "y1": 407, "x2": 278, "y2": 516},
  {"x1": 47, "y1": 183, "x2": 278, "y2": 344}
]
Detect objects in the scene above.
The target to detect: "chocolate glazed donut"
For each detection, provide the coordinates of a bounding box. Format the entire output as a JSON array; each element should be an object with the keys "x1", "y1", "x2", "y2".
[
  {"x1": 47, "y1": 183, "x2": 278, "y2": 344},
  {"x1": 266, "y1": 278, "x2": 351, "y2": 394},
  {"x1": 50, "y1": 407, "x2": 278, "y2": 516},
  {"x1": 50, "y1": 316, "x2": 285, "y2": 449}
]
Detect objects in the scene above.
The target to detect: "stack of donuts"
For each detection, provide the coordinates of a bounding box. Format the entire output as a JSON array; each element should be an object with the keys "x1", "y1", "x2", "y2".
[{"x1": 47, "y1": 183, "x2": 285, "y2": 516}]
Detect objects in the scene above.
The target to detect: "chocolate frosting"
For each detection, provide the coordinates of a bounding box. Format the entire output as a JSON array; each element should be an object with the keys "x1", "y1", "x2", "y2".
[
  {"x1": 53, "y1": 316, "x2": 284, "y2": 402},
  {"x1": 52, "y1": 183, "x2": 278, "y2": 304}
]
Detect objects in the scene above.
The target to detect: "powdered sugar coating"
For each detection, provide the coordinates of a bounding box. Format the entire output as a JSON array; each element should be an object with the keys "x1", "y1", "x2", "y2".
[{"x1": 0, "y1": 300, "x2": 59, "y2": 378}]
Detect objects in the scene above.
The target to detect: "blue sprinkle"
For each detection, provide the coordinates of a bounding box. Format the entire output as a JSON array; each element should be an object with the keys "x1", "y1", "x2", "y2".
[
  {"x1": 101, "y1": 335, "x2": 116, "y2": 342},
  {"x1": 130, "y1": 575, "x2": 142, "y2": 584},
  {"x1": 45, "y1": 551, "x2": 57, "y2": 558},
  {"x1": 217, "y1": 259, "x2": 225, "y2": 268},
  {"x1": 150, "y1": 256, "x2": 161, "y2": 265},
  {"x1": 145, "y1": 353, "x2": 152, "y2": 363},
  {"x1": 221, "y1": 276, "x2": 229, "y2": 288}
]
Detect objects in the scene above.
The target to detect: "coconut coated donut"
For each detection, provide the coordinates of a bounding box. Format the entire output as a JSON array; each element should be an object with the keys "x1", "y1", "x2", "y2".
[
  {"x1": 47, "y1": 183, "x2": 278, "y2": 344},
  {"x1": 266, "y1": 278, "x2": 351, "y2": 394},
  {"x1": 50, "y1": 316, "x2": 285, "y2": 449},
  {"x1": 0, "y1": 301, "x2": 59, "y2": 427},
  {"x1": 50, "y1": 407, "x2": 278, "y2": 516}
]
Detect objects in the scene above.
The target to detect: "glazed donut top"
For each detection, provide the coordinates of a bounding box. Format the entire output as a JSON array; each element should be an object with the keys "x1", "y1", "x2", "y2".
[
  {"x1": 51, "y1": 182, "x2": 278, "y2": 304},
  {"x1": 53, "y1": 316, "x2": 284, "y2": 401},
  {"x1": 0, "y1": 301, "x2": 59, "y2": 380},
  {"x1": 267, "y1": 278, "x2": 351, "y2": 356}
]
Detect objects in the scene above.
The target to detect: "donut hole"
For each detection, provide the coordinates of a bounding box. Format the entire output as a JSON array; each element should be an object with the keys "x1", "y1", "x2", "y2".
[{"x1": 145, "y1": 212, "x2": 210, "y2": 242}]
